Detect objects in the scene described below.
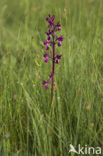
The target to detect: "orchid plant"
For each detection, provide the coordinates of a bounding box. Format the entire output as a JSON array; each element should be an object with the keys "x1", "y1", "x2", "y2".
[{"x1": 42, "y1": 14, "x2": 63, "y2": 105}]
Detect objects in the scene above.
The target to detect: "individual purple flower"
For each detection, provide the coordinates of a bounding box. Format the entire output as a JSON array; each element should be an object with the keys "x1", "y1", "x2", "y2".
[
  {"x1": 43, "y1": 80, "x2": 48, "y2": 89},
  {"x1": 44, "y1": 40, "x2": 47, "y2": 45},
  {"x1": 44, "y1": 53, "x2": 51, "y2": 63},
  {"x1": 57, "y1": 35, "x2": 64, "y2": 41},
  {"x1": 46, "y1": 17, "x2": 51, "y2": 24},
  {"x1": 46, "y1": 17, "x2": 49, "y2": 22},
  {"x1": 58, "y1": 26, "x2": 61, "y2": 31},
  {"x1": 58, "y1": 41, "x2": 61, "y2": 46},
  {"x1": 44, "y1": 40, "x2": 51, "y2": 50},
  {"x1": 48, "y1": 35, "x2": 51, "y2": 40},
  {"x1": 56, "y1": 35, "x2": 63, "y2": 46},
  {"x1": 48, "y1": 24, "x2": 52, "y2": 28},
  {"x1": 45, "y1": 30, "x2": 51, "y2": 36},
  {"x1": 56, "y1": 54, "x2": 62, "y2": 64},
  {"x1": 56, "y1": 23, "x2": 61, "y2": 31},
  {"x1": 56, "y1": 54, "x2": 62, "y2": 59},
  {"x1": 52, "y1": 15, "x2": 55, "y2": 21},
  {"x1": 46, "y1": 44, "x2": 49, "y2": 50}
]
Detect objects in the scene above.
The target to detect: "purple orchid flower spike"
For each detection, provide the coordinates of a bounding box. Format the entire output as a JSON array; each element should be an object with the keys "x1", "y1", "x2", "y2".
[{"x1": 42, "y1": 14, "x2": 64, "y2": 105}]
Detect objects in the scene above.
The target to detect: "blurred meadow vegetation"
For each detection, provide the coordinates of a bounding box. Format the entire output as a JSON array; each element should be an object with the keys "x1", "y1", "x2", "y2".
[{"x1": 0, "y1": 0, "x2": 103, "y2": 155}]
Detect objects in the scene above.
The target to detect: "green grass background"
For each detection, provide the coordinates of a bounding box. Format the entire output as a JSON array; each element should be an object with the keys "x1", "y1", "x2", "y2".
[{"x1": 0, "y1": 0, "x2": 103, "y2": 155}]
